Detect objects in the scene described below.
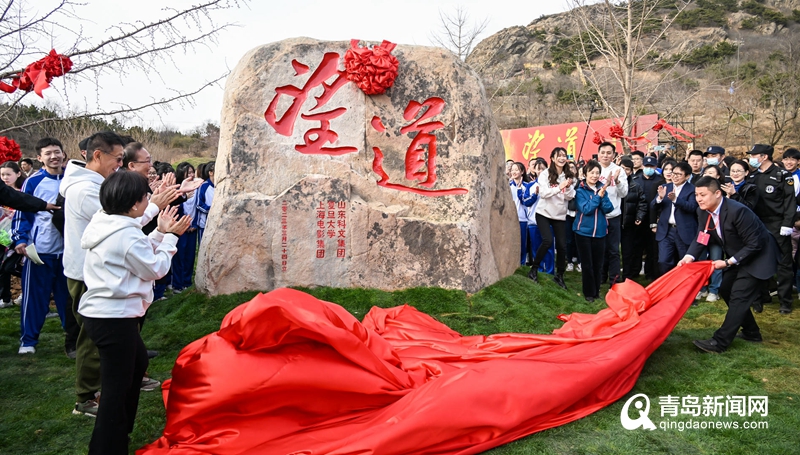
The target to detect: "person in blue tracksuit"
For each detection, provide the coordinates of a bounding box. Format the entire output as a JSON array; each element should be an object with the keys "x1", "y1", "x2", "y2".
[
  {"x1": 12, "y1": 137, "x2": 69, "y2": 354},
  {"x1": 573, "y1": 160, "x2": 614, "y2": 302},
  {"x1": 509, "y1": 162, "x2": 537, "y2": 266},
  {"x1": 194, "y1": 162, "x2": 215, "y2": 245},
  {"x1": 172, "y1": 162, "x2": 198, "y2": 292}
]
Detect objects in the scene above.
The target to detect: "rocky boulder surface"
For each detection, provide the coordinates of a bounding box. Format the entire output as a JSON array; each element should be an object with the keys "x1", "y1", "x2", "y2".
[{"x1": 195, "y1": 38, "x2": 518, "y2": 295}]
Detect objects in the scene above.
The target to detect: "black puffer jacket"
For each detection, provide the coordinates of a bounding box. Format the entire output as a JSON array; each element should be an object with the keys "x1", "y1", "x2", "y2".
[{"x1": 622, "y1": 175, "x2": 648, "y2": 228}]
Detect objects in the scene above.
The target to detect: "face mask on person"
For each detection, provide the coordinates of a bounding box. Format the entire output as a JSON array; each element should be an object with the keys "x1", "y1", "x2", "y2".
[
  {"x1": 643, "y1": 167, "x2": 655, "y2": 177},
  {"x1": 706, "y1": 158, "x2": 719, "y2": 166},
  {"x1": 748, "y1": 156, "x2": 761, "y2": 169}
]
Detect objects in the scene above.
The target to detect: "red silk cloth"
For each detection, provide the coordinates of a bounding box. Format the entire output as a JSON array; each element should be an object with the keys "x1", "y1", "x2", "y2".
[
  {"x1": 0, "y1": 49, "x2": 72, "y2": 97},
  {"x1": 343, "y1": 39, "x2": 399, "y2": 95},
  {"x1": 139, "y1": 262, "x2": 713, "y2": 455}
]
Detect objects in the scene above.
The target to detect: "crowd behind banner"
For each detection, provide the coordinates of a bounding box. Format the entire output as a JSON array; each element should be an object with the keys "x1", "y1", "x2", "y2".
[
  {"x1": 507, "y1": 142, "x2": 799, "y2": 315},
  {"x1": 0, "y1": 132, "x2": 215, "y2": 454}
]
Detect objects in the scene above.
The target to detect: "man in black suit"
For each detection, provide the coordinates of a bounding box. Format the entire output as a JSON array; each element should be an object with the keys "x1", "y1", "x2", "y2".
[
  {"x1": 651, "y1": 162, "x2": 698, "y2": 275},
  {"x1": 678, "y1": 176, "x2": 780, "y2": 353}
]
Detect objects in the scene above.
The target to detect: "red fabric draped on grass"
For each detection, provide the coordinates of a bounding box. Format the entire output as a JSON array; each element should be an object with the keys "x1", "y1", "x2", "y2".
[{"x1": 139, "y1": 262, "x2": 713, "y2": 455}]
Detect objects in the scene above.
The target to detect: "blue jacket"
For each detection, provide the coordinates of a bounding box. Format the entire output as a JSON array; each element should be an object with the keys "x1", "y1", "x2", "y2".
[
  {"x1": 510, "y1": 180, "x2": 538, "y2": 223},
  {"x1": 573, "y1": 180, "x2": 614, "y2": 238},
  {"x1": 194, "y1": 180, "x2": 215, "y2": 229},
  {"x1": 12, "y1": 169, "x2": 64, "y2": 254}
]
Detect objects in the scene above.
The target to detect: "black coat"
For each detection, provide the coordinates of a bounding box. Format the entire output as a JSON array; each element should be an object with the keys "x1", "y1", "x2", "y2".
[
  {"x1": 0, "y1": 181, "x2": 47, "y2": 212},
  {"x1": 633, "y1": 172, "x2": 665, "y2": 225},
  {"x1": 686, "y1": 198, "x2": 780, "y2": 280},
  {"x1": 728, "y1": 181, "x2": 759, "y2": 212},
  {"x1": 622, "y1": 176, "x2": 647, "y2": 228}
]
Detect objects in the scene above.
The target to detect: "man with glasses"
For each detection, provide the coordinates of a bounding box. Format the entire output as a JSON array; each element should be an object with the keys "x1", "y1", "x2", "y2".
[
  {"x1": 651, "y1": 162, "x2": 699, "y2": 275},
  {"x1": 61, "y1": 131, "x2": 179, "y2": 417},
  {"x1": 122, "y1": 142, "x2": 153, "y2": 178}
]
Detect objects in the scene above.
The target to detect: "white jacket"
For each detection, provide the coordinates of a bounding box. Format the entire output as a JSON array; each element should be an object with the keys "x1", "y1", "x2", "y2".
[
  {"x1": 79, "y1": 211, "x2": 178, "y2": 318},
  {"x1": 533, "y1": 168, "x2": 575, "y2": 221},
  {"x1": 598, "y1": 162, "x2": 629, "y2": 219},
  {"x1": 61, "y1": 161, "x2": 159, "y2": 281}
]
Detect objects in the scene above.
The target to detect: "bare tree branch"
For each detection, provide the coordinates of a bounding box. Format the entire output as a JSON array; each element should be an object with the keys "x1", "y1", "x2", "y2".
[{"x1": 429, "y1": 5, "x2": 488, "y2": 61}]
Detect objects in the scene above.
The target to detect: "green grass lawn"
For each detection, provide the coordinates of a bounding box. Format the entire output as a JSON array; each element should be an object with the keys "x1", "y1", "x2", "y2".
[{"x1": 1, "y1": 268, "x2": 798, "y2": 454}]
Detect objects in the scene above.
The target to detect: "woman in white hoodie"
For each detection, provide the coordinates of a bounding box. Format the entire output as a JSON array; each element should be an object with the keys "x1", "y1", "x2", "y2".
[
  {"x1": 79, "y1": 171, "x2": 191, "y2": 455},
  {"x1": 528, "y1": 147, "x2": 576, "y2": 289}
]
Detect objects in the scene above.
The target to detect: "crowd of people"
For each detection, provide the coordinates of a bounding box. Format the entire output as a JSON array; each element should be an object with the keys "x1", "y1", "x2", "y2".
[
  {"x1": 508, "y1": 141, "x2": 796, "y2": 350},
  {"x1": 0, "y1": 132, "x2": 216, "y2": 454}
]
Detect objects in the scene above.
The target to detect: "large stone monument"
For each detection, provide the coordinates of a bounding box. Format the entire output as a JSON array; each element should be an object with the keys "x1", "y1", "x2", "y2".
[{"x1": 195, "y1": 38, "x2": 518, "y2": 295}]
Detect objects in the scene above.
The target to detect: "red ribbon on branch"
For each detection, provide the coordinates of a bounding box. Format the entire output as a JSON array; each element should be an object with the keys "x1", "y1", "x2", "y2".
[
  {"x1": 343, "y1": 40, "x2": 399, "y2": 95},
  {"x1": 0, "y1": 137, "x2": 22, "y2": 163},
  {"x1": 0, "y1": 49, "x2": 73, "y2": 97},
  {"x1": 650, "y1": 118, "x2": 701, "y2": 142}
]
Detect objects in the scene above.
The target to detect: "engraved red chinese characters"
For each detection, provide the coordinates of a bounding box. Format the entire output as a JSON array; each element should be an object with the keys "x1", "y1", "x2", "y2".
[
  {"x1": 372, "y1": 98, "x2": 467, "y2": 196},
  {"x1": 264, "y1": 53, "x2": 358, "y2": 156}
]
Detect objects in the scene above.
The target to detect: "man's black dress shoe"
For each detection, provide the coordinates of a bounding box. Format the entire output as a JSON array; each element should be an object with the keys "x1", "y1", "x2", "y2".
[
  {"x1": 147, "y1": 350, "x2": 159, "y2": 359},
  {"x1": 752, "y1": 302, "x2": 763, "y2": 313},
  {"x1": 779, "y1": 306, "x2": 793, "y2": 314},
  {"x1": 693, "y1": 339, "x2": 725, "y2": 353},
  {"x1": 735, "y1": 333, "x2": 763, "y2": 343}
]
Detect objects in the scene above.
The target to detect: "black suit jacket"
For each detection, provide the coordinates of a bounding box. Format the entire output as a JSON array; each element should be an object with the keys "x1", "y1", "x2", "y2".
[{"x1": 686, "y1": 198, "x2": 780, "y2": 280}]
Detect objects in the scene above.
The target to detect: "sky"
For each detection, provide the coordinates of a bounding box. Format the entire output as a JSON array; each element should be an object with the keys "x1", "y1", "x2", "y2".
[{"x1": 26, "y1": 0, "x2": 570, "y2": 132}]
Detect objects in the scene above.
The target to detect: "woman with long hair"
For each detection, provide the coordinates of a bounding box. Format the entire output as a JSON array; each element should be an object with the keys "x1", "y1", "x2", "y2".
[
  {"x1": 509, "y1": 162, "x2": 537, "y2": 266},
  {"x1": 573, "y1": 160, "x2": 614, "y2": 301},
  {"x1": 528, "y1": 147, "x2": 575, "y2": 289},
  {"x1": 527, "y1": 159, "x2": 555, "y2": 272}
]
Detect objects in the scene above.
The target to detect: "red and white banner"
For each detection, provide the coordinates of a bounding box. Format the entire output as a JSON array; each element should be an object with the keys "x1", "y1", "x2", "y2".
[{"x1": 501, "y1": 114, "x2": 659, "y2": 163}]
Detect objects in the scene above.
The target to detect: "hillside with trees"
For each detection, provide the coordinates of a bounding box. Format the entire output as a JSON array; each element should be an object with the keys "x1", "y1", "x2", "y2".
[{"x1": 467, "y1": 0, "x2": 800, "y2": 156}]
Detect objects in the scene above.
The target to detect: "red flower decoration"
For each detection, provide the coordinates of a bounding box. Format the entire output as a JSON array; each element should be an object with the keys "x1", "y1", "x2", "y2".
[
  {"x1": 592, "y1": 131, "x2": 604, "y2": 145},
  {"x1": 0, "y1": 137, "x2": 22, "y2": 164},
  {"x1": 343, "y1": 40, "x2": 399, "y2": 95},
  {"x1": 608, "y1": 124, "x2": 624, "y2": 139},
  {"x1": 0, "y1": 49, "x2": 73, "y2": 97}
]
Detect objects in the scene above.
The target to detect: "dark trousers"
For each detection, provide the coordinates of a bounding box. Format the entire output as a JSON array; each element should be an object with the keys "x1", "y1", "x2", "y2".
[
  {"x1": 642, "y1": 225, "x2": 659, "y2": 279},
  {"x1": 602, "y1": 216, "x2": 622, "y2": 282},
  {"x1": 68, "y1": 278, "x2": 101, "y2": 403},
  {"x1": 713, "y1": 267, "x2": 762, "y2": 350},
  {"x1": 517, "y1": 221, "x2": 528, "y2": 265},
  {"x1": 769, "y1": 229, "x2": 794, "y2": 308},
  {"x1": 620, "y1": 223, "x2": 640, "y2": 279},
  {"x1": 575, "y1": 234, "x2": 605, "y2": 298},
  {"x1": 19, "y1": 253, "x2": 69, "y2": 347},
  {"x1": 658, "y1": 226, "x2": 690, "y2": 276},
  {"x1": 533, "y1": 213, "x2": 567, "y2": 275},
  {"x1": 565, "y1": 215, "x2": 580, "y2": 263},
  {"x1": 83, "y1": 316, "x2": 148, "y2": 455},
  {"x1": 172, "y1": 229, "x2": 198, "y2": 290}
]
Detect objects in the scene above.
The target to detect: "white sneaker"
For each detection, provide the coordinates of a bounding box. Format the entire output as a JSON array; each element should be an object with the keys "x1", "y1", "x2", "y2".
[
  {"x1": 18, "y1": 346, "x2": 35, "y2": 354},
  {"x1": 706, "y1": 293, "x2": 719, "y2": 302},
  {"x1": 0, "y1": 300, "x2": 12, "y2": 308},
  {"x1": 566, "y1": 263, "x2": 574, "y2": 272},
  {"x1": 14, "y1": 295, "x2": 22, "y2": 305},
  {"x1": 576, "y1": 263, "x2": 582, "y2": 272},
  {"x1": 696, "y1": 291, "x2": 708, "y2": 300}
]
